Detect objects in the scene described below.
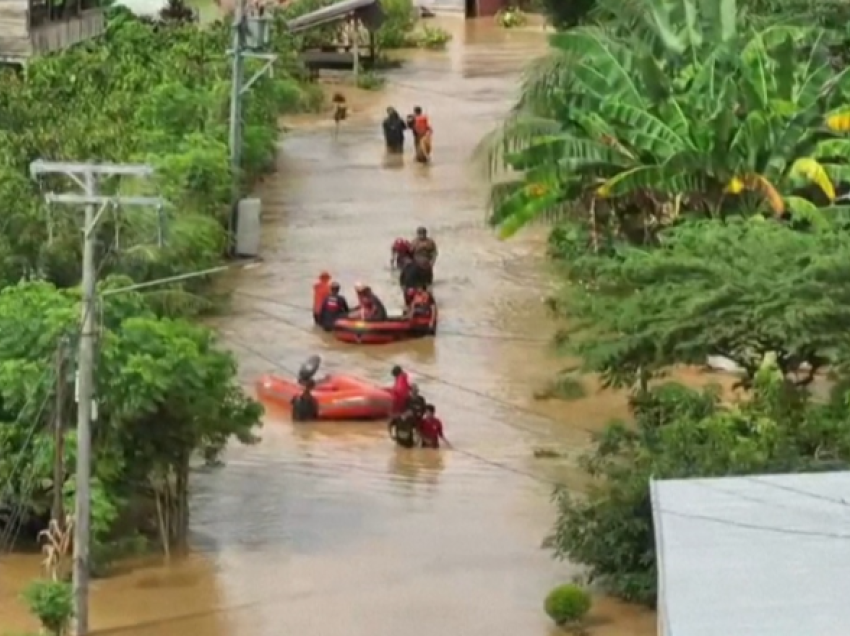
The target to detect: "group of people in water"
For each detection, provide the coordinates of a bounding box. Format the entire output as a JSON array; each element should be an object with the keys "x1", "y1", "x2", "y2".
[
  {"x1": 289, "y1": 361, "x2": 449, "y2": 449},
  {"x1": 312, "y1": 226, "x2": 439, "y2": 332},
  {"x1": 387, "y1": 365, "x2": 449, "y2": 448},
  {"x1": 382, "y1": 106, "x2": 433, "y2": 163},
  {"x1": 295, "y1": 225, "x2": 449, "y2": 449}
]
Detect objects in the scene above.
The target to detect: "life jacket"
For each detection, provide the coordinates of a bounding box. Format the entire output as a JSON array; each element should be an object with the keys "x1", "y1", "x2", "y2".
[
  {"x1": 323, "y1": 294, "x2": 344, "y2": 314},
  {"x1": 413, "y1": 115, "x2": 430, "y2": 137},
  {"x1": 393, "y1": 238, "x2": 412, "y2": 256},
  {"x1": 411, "y1": 292, "x2": 432, "y2": 317},
  {"x1": 313, "y1": 280, "x2": 331, "y2": 314},
  {"x1": 361, "y1": 299, "x2": 382, "y2": 320}
]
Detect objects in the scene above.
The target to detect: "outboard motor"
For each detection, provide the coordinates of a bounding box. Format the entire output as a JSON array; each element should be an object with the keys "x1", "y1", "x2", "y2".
[{"x1": 297, "y1": 355, "x2": 322, "y2": 386}]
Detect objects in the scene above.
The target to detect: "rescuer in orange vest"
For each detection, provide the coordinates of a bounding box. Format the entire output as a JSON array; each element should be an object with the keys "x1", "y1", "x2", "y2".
[{"x1": 312, "y1": 272, "x2": 332, "y2": 325}]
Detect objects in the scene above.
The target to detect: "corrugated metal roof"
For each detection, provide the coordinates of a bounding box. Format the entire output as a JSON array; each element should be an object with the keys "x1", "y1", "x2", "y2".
[
  {"x1": 285, "y1": 0, "x2": 379, "y2": 33},
  {"x1": 651, "y1": 472, "x2": 850, "y2": 636}
]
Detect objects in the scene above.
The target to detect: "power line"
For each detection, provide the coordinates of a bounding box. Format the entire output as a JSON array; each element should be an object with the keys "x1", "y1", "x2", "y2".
[
  {"x1": 225, "y1": 298, "x2": 600, "y2": 439},
  {"x1": 232, "y1": 290, "x2": 551, "y2": 343},
  {"x1": 221, "y1": 331, "x2": 848, "y2": 540},
  {"x1": 221, "y1": 328, "x2": 569, "y2": 489}
]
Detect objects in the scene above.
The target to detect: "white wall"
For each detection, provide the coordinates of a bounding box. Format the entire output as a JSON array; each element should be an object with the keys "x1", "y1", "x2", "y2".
[{"x1": 114, "y1": 0, "x2": 169, "y2": 17}]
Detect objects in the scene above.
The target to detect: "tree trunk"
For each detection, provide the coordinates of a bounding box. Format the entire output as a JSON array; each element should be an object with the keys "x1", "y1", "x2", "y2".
[{"x1": 175, "y1": 456, "x2": 190, "y2": 551}]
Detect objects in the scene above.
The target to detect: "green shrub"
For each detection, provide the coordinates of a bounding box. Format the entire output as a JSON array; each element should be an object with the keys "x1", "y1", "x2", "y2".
[
  {"x1": 415, "y1": 25, "x2": 451, "y2": 49},
  {"x1": 356, "y1": 71, "x2": 386, "y2": 90},
  {"x1": 495, "y1": 6, "x2": 528, "y2": 27},
  {"x1": 22, "y1": 580, "x2": 74, "y2": 636},
  {"x1": 376, "y1": 0, "x2": 417, "y2": 48},
  {"x1": 544, "y1": 584, "x2": 592, "y2": 627}
]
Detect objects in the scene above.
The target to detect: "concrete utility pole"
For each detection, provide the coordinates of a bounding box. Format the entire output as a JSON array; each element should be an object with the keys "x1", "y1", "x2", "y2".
[
  {"x1": 29, "y1": 161, "x2": 165, "y2": 636},
  {"x1": 228, "y1": 0, "x2": 277, "y2": 252}
]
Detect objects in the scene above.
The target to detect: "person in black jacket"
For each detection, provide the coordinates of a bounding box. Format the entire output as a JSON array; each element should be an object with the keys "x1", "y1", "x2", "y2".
[
  {"x1": 382, "y1": 107, "x2": 406, "y2": 153},
  {"x1": 399, "y1": 258, "x2": 432, "y2": 291},
  {"x1": 318, "y1": 282, "x2": 350, "y2": 331},
  {"x1": 291, "y1": 380, "x2": 319, "y2": 422}
]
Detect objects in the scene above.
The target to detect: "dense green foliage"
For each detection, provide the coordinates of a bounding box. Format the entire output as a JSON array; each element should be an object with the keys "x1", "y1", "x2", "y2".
[
  {"x1": 543, "y1": 583, "x2": 592, "y2": 626},
  {"x1": 0, "y1": 280, "x2": 261, "y2": 554},
  {"x1": 482, "y1": 0, "x2": 850, "y2": 610},
  {"x1": 554, "y1": 220, "x2": 850, "y2": 389},
  {"x1": 552, "y1": 371, "x2": 850, "y2": 604},
  {"x1": 0, "y1": 7, "x2": 336, "y2": 558},
  {"x1": 0, "y1": 8, "x2": 321, "y2": 294},
  {"x1": 22, "y1": 579, "x2": 74, "y2": 636},
  {"x1": 480, "y1": 0, "x2": 850, "y2": 240}
]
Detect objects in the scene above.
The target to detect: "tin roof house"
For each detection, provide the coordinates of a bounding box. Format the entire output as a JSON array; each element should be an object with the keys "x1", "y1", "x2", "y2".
[{"x1": 651, "y1": 472, "x2": 850, "y2": 636}]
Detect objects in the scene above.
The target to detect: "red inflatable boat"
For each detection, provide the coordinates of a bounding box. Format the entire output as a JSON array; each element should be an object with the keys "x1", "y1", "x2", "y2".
[
  {"x1": 256, "y1": 373, "x2": 392, "y2": 420},
  {"x1": 332, "y1": 310, "x2": 438, "y2": 345}
]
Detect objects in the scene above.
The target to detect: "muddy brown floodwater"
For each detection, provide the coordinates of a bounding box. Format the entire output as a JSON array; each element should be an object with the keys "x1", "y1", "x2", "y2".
[{"x1": 1, "y1": 18, "x2": 662, "y2": 636}]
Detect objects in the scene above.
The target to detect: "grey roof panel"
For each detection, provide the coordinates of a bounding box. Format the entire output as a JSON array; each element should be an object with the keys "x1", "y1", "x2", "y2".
[
  {"x1": 652, "y1": 472, "x2": 850, "y2": 636},
  {"x1": 285, "y1": 0, "x2": 379, "y2": 33}
]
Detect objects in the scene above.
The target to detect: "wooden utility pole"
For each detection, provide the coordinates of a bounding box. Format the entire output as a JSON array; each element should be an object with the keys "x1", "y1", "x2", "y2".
[{"x1": 52, "y1": 337, "x2": 67, "y2": 529}]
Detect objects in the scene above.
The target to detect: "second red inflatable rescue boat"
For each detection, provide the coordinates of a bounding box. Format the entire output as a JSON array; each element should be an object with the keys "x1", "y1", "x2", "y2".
[{"x1": 256, "y1": 373, "x2": 392, "y2": 420}]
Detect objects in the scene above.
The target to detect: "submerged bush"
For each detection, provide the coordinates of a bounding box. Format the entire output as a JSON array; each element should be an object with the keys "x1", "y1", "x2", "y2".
[
  {"x1": 22, "y1": 580, "x2": 73, "y2": 636},
  {"x1": 544, "y1": 584, "x2": 592, "y2": 627}
]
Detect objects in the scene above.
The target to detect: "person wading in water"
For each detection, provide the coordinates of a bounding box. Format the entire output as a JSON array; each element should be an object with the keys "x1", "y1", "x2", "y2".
[
  {"x1": 409, "y1": 106, "x2": 432, "y2": 163},
  {"x1": 383, "y1": 107, "x2": 406, "y2": 154}
]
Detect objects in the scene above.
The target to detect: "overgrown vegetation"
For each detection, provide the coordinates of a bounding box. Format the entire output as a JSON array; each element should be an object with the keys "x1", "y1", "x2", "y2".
[
  {"x1": 495, "y1": 6, "x2": 528, "y2": 28},
  {"x1": 543, "y1": 583, "x2": 592, "y2": 629},
  {"x1": 0, "y1": 1, "x2": 336, "y2": 570},
  {"x1": 482, "y1": 0, "x2": 850, "y2": 610}
]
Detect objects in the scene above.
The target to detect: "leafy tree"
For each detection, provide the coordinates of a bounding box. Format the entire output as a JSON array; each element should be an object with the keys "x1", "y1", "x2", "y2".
[
  {"x1": 552, "y1": 219, "x2": 850, "y2": 389},
  {"x1": 479, "y1": 0, "x2": 850, "y2": 241},
  {"x1": 0, "y1": 12, "x2": 322, "y2": 299},
  {"x1": 0, "y1": 280, "x2": 262, "y2": 554},
  {"x1": 551, "y1": 368, "x2": 850, "y2": 605}
]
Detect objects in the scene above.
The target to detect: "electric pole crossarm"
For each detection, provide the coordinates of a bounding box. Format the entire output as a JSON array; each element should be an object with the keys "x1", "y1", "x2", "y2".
[
  {"x1": 239, "y1": 54, "x2": 278, "y2": 95},
  {"x1": 45, "y1": 194, "x2": 165, "y2": 207},
  {"x1": 30, "y1": 161, "x2": 156, "y2": 178}
]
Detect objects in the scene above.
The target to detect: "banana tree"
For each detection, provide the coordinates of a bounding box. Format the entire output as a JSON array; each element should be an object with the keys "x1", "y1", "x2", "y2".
[{"x1": 482, "y1": 0, "x2": 850, "y2": 240}]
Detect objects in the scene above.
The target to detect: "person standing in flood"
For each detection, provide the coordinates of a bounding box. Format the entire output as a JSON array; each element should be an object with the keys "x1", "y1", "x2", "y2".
[
  {"x1": 410, "y1": 106, "x2": 432, "y2": 163},
  {"x1": 389, "y1": 365, "x2": 411, "y2": 417},
  {"x1": 318, "y1": 281, "x2": 350, "y2": 330},
  {"x1": 419, "y1": 404, "x2": 449, "y2": 448},
  {"x1": 383, "y1": 107, "x2": 406, "y2": 154},
  {"x1": 312, "y1": 271, "x2": 332, "y2": 325}
]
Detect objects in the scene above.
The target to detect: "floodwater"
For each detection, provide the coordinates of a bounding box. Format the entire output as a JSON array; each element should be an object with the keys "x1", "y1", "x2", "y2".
[{"x1": 0, "y1": 18, "x2": 666, "y2": 636}]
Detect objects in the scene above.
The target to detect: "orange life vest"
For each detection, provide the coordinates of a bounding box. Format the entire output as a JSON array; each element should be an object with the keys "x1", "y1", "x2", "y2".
[
  {"x1": 313, "y1": 280, "x2": 331, "y2": 314},
  {"x1": 413, "y1": 115, "x2": 430, "y2": 137}
]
